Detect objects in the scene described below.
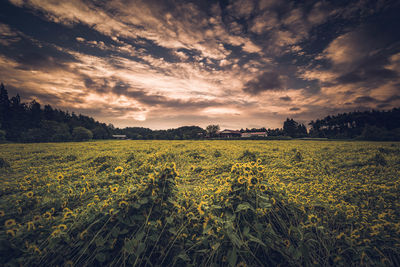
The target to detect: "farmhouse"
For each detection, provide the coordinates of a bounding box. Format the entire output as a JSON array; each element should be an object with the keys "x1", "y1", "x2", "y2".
[
  {"x1": 241, "y1": 132, "x2": 268, "y2": 138},
  {"x1": 218, "y1": 129, "x2": 242, "y2": 138},
  {"x1": 112, "y1": 135, "x2": 128, "y2": 139}
]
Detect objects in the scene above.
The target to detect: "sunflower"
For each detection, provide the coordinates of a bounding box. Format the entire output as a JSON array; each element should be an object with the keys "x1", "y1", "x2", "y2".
[
  {"x1": 26, "y1": 191, "x2": 34, "y2": 198},
  {"x1": 119, "y1": 201, "x2": 129, "y2": 208},
  {"x1": 43, "y1": 212, "x2": 52, "y2": 220},
  {"x1": 6, "y1": 229, "x2": 15, "y2": 237},
  {"x1": 68, "y1": 188, "x2": 73, "y2": 194},
  {"x1": 58, "y1": 224, "x2": 67, "y2": 231},
  {"x1": 81, "y1": 175, "x2": 86, "y2": 181},
  {"x1": 27, "y1": 221, "x2": 35, "y2": 231},
  {"x1": 0, "y1": 210, "x2": 4, "y2": 217},
  {"x1": 197, "y1": 201, "x2": 207, "y2": 216},
  {"x1": 109, "y1": 208, "x2": 115, "y2": 215},
  {"x1": 110, "y1": 187, "x2": 118, "y2": 193},
  {"x1": 33, "y1": 215, "x2": 41, "y2": 222},
  {"x1": 283, "y1": 239, "x2": 291, "y2": 248},
  {"x1": 63, "y1": 211, "x2": 74, "y2": 220},
  {"x1": 79, "y1": 230, "x2": 88, "y2": 240},
  {"x1": 257, "y1": 166, "x2": 264, "y2": 172},
  {"x1": 238, "y1": 176, "x2": 246, "y2": 184},
  {"x1": 5, "y1": 219, "x2": 16, "y2": 228},
  {"x1": 57, "y1": 173, "x2": 64, "y2": 180},
  {"x1": 259, "y1": 184, "x2": 267, "y2": 192},
  {"x1": 249, "y1": 177, "x2": 259, "y2": 186},
  {"x1": 308, "y1": 214, "x2": 319, "y2": 225},
  {"x1": 115, "y1": 166, "x2": 123, "y2": 175},
  {"x1": 256, "y1": 159, "x2": 262, "y2": 164}
]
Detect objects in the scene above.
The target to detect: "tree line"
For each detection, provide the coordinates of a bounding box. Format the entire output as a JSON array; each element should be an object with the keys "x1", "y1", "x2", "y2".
[{"x1": 0, "y1": 84, "x2": 399, "y2": 142}]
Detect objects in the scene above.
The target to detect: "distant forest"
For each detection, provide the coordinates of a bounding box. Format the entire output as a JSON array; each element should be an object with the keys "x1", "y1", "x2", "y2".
[{"x1": 0, "y1": 84, "x2": 399, "y2": 142}]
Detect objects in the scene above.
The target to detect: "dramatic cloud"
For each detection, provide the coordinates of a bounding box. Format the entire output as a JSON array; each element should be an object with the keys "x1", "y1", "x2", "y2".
[{"x1": 0, "y1": 0, "x2": 399, "y2": 129}]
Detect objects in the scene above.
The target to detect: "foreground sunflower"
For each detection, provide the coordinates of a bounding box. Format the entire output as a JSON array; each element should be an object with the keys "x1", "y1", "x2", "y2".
[
  {"x1": 111, "y1": 186, "x2": 119, "y2": 193},
  {"x1": 115, "y1": 166, "x2": 123, "y2": 175},
  {"x1": 5, "y1": 219, "x2": 16, "y2": 228}
]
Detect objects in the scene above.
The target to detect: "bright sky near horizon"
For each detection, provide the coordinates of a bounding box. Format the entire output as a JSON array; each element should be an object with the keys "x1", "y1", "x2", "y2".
[{"x1": 0, "y1": 0, "x2": 399, "y2": 129}]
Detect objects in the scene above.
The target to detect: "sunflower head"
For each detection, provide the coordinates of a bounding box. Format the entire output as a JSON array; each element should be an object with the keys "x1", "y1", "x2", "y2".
[
  {"x1": 26, "y1": 191, "x2": 34, "y2": 198},
  {"x1": 33, "y1": 215, "x2": 41, "y2": 222},
  {"x1": 259, "y1": 184, "x2": 267, "y2": 192},
  {"x1": 119, "y1": 201, "x2": 129, "y2": 208},
  {"x1": 238, "y1": 176, "x2": 246, "y2": 184},
  {"x1": 250, "y1": 177, "x2": 259, "y2": 186},
  {"x1": 58, "y1": 224, "x2": 67, "y2": 231},
  {"x1": 5, "y1": 219, "x2": 16, "y2": 228},
  {"x1": 308, "y1": 214, "x2": 319, "y2": 225},
  {"x1": 57, "y1": 173, "x2": 64, "y2": 180},
  {"x1": 43, "y1": 212, "x2": 52, "y2": 220},
  {"x1": 111, "y1": 187, "x2": 118, "y2": 193},
  {"x1": 114, "y1": 166, "x2": 123, "y2": 175},
  {"x1": 0, "y1": 210, "x2": 4, "y2": 217}
]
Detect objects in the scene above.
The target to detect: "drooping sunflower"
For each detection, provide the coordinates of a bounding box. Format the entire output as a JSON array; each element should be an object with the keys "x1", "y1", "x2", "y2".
[
  {"x1": 115, "y1": 166, "x2": 123, "y2": 175},
  {"x1": 79, "y1": 230, "x2": 88, "y2": 240},
  {"x1": 5, "y1": 219, "x2": 16, "y2": 228}
]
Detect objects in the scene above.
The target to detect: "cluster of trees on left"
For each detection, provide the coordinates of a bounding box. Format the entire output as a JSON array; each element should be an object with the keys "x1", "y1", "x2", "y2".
[{"x1": 0, "y1": 84, "x2": 112, "y2": 142}]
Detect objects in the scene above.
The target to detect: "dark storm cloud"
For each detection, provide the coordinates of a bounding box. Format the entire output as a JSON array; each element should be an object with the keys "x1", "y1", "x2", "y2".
[
  {"x1": 243, "y1": 71, "x2": 285, "y2": 95},
  {"x1": 289, "y1": 107, "x2": 300, "y2": 111}
]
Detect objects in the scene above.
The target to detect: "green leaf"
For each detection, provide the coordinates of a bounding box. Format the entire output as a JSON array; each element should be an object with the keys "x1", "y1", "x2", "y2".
[
  {"x1": 227, "y1": 231, "x2": 243, "y2": 248},
  {"x1": 235, "y1": 202, "x2": 253, "y2": 212},
  {"x1": 177, "y1": 252, "x2": 190, "y2": 262},
  {"x1": 95, "y1": 236, "x2": 106, "y2": 247},
  {"x1": 228, "y1": 248, "x2": 237, "y2": 267},
  {"x1": 247, "y1": 233, "x2": 266, "y2": 247},
  {"x1": 95, "y1": 252, "x2": 106, "y2": 263},
  {"x1": 138, "y1": 197, "x2": 148, "y2": 205},
  {"x1": 136, "y1": 242, "x2": 146, "y2": 256}
]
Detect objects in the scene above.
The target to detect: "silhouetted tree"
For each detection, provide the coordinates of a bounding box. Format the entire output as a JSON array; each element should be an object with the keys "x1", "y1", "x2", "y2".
[{"x1": 206, "y1": 124, "x2": 220, "y2": 137}]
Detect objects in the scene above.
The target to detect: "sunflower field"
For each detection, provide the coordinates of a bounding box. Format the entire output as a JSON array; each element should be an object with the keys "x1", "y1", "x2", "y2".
[{"x1": 0, "y1": 140, "x2": 399, "y2": 266}]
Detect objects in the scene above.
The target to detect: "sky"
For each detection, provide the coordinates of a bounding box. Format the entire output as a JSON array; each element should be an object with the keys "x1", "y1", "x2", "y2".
[{"x1": 0, "y1": 0, "x2": 399, "y2": 130}]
